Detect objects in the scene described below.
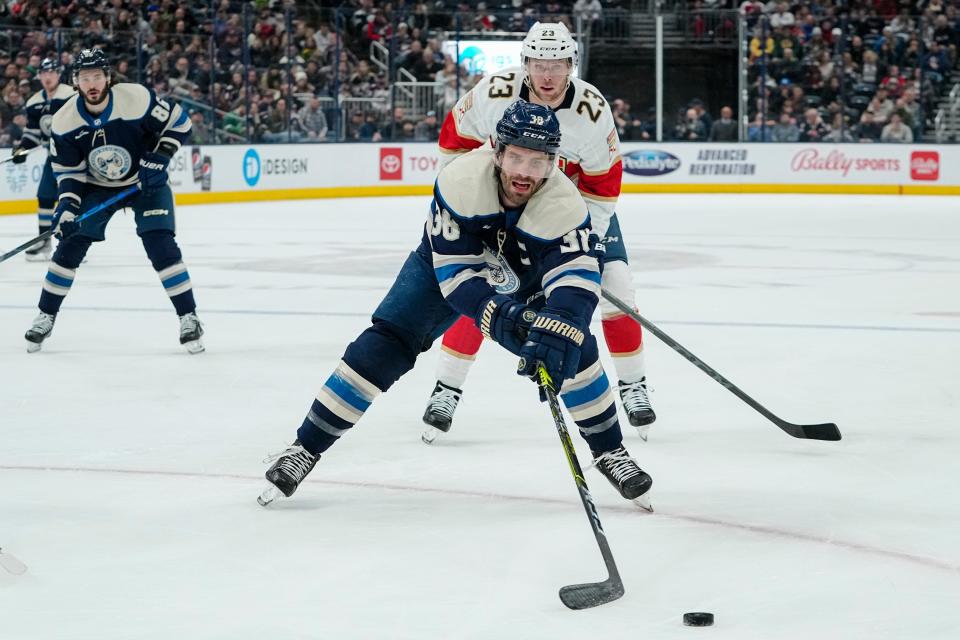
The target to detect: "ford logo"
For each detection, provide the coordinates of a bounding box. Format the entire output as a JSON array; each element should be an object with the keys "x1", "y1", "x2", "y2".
[{"x1": 622, "y1": 150, "x2": 681, "y2": 176}]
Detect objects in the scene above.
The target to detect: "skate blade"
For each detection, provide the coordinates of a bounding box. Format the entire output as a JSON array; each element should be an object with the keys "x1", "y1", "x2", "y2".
[
  {"x1": 421, "y1": 426, "x2": 443, "y2": 445},
  {"x1": 257, "y1": 485, "x2": 281, "y2": 507},
  {"x1": 632, "y1": 494, "x2": 654, "y2": 513},
  {"x1": 0, "y1": 549, "x2": 27, "y2": 575},
  {"x1": 25, "y1": 340, "x2": 42, "y2": 354},
  {"x1": 182, "y1": 339, "x2": 205, "y2": 355},
  {"x1": 635, "y1": 424, "x2": 651, "y2": 441},
  {"x1": 24, "y1": 252, "x2": 50, "y2": 263}
]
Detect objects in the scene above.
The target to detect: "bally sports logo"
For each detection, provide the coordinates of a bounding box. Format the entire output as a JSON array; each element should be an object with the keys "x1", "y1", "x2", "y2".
[
  {"x1": 622, "y1": 150, "x2": 681, "y2": 177},
  {"x1": 910, "y1": 151, "x2": 939, "y2": 181},
  {"x1": 380, "y1": 147, "x2": 403, "y2": 180}
]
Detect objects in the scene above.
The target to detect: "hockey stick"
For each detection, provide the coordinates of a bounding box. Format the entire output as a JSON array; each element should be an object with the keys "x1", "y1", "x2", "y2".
[
  {"x1": 0, "y1": 146, "x2": 38, "y2": 166},
  {"x1": 601, "y1": 290, "x2": 841, "y2": 441},
  {"x1": 0, "y1": 184, "x2": 140, "y2": 265},
  {"x1": 0, "y1": 547, "x2": 27, "y2": 575},
  {"x1": 536, "y1": 364, "x2": 625, "y2": 610}
]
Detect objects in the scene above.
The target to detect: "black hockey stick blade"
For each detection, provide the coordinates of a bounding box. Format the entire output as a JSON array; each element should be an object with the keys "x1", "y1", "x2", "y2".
[
  {"x1": 560, "y1": 578, "x2": 625, "y2": 610},
  {"x1": 778, "y1": 420, "x2": 842, "y2": 441}
]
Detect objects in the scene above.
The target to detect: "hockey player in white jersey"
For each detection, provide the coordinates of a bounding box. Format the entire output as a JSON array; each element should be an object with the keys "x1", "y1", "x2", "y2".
[
  {"x1": 259, "y1": 101, "x2": 652, "y2": 510},
  {"x1": 422, "y1": 22, "x2": 656, "y2": 444}
]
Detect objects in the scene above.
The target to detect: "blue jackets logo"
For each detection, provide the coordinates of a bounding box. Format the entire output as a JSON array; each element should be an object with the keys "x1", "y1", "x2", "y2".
[{"x1": 622, "y1": 150, "x2": 681, "y2": 177}]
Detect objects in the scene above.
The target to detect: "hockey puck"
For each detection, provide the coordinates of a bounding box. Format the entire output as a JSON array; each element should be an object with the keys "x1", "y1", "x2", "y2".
[{"x1": 683, "y1": 612, "x2": 714, "y2": 627}]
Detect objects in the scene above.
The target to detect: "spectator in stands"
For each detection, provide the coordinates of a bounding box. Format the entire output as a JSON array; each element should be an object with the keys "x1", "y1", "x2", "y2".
[
  {"x1": 747, "y1": 112, "x2": 774, "y2": 141},
  {"x1": 824, "y1": 113, "x2": 854, "y2": 142},
  {"x1": 299, "y1": 97, "x2": 329, "y2": 142},
  {"x1": 261, "y1": 98, "x2": 301, "y2": 143},
  {"x1": 866, "y1": 87, "x2": 895, "y2": 124},
  {"x1": 856, "y1": 110, "x2": 883, "y2": 142},
  {"x1": 675, "y1": 107, "x2": 707, "y2": 141},
  {"x1": 776, "y1": 48, "x2": 802, "y2": 84},
  {"x1": 190, "y1": 111, "x2": 212, "y2": 144},
  {"x1": 897, "y1": 88, "x2": 921, "y2": 135},
  {"x1": 690, "y1": 98, "x2": 712, "y2": 135},
  {"x1": 414, "y1": 110, "x2": 439, "y2": 141},
  {"x1": 880, "y1": 111, "x2": 913, "y2": 143},
  {"x1": 771, "y1": 112, "x2": 800, "y2": 142},
  {"x1": 799, "y1": 107, "x2": 828, "y2": 141},
  {"x1": 709, "y1": 105, "x2": 738, "y2": 141}
]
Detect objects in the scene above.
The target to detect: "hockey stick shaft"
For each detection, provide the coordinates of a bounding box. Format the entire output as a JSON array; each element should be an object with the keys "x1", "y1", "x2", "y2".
[
  {"x1": 537, "y1": 365, "x2": 624, "y2": 609},
  {"x1": 0, "y1": 146, "x2": 39, "y2": 166},
  {"x1": 601, "y1": 290, "x2": 841, "y2": 441},
  {"x1": 0, "y1": 185, "x2": 140, "y2": 265}
]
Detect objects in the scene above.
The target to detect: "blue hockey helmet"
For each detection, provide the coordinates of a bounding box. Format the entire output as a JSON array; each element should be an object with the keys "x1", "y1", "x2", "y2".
[
  {"x1": 495, "y1": 100, "x2": 561, "y2": 156},
  {"x1": 38, "y1": 57, "x2": 61, "y2": 74},
  {"x1": 72, "y1": 48, "x2": 111, "y2": 82}
]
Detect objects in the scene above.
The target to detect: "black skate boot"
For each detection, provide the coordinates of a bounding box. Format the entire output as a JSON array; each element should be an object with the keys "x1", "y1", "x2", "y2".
[
  {"x1": 592, "y1": 445, "x2": 653, "y2": 512},
  {"x1": 24, "y1": 236, "x2": 51, "y2": 262},
  {"x1": 421, "y1": 381, "x2": 462, "y2": 444},
  {"x1": 618, "y1": 378, "x2": 656, "y2": 440},
  {"x1": 24, "y1": 312, "x2": 56, "y2": 353},
  {"x1": 178, "y1": 312, "x2": 204, "y2": 354},
  {"x1": 258, "y1": 440, "x2": 319, "y2": 506}
]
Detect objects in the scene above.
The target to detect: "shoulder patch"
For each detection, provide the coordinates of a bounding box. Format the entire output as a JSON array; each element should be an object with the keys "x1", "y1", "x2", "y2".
[
  {"x1": 50, "y1": 95, "x2": 85, "y2": 136},
  {"x1": 110, "y1": 83, "x2": 152, "y2": 121},
  {"x1": 435, "y1": 148, "x2": 501, "y2": 219}
]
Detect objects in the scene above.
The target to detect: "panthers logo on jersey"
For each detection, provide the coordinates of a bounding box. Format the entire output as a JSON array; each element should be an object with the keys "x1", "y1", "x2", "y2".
[{"x1": 88, "y1": 145, "x2": 133, "y2": 181}]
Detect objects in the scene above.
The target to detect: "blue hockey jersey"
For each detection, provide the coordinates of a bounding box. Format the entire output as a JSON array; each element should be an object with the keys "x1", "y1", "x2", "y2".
[
  {"x1": 422, "y1": 147, "x2": 602, "y2": 330},
  {"x1": 20, "y1": 83, "x2": 77, "y2": 150},
  {"x1": 49, "y1": 83, "x2": 192, "y2": 204}
]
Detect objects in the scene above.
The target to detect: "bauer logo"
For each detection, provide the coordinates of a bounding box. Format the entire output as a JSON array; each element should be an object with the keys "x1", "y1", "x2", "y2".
[
  {"x1": 910, "y1": 151, "x2": 939, "y2": 181},
  {"x1": 622, "y1": 150, "x2": 681, "y2": 177},
  {"x1": 380, "y1": 147, "x2": 403, "y2": 180},
  {"x1": 243, "y1": 148, "x2": 261, "y2": 186}
]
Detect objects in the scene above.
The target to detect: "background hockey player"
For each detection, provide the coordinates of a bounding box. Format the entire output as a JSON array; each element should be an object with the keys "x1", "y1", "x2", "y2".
[
  {"x1": 422, "y1": 22, "x2": 656, "y2": 444},
  {"x1": 259, "y1": 101, "x2": 652, "y2": 510},
  {"x1": 10, "y1": 58, "x2": 76, "y2": 261},
  {"x1": 22, "y1": 48, "x2": 203, "y2": 354}
]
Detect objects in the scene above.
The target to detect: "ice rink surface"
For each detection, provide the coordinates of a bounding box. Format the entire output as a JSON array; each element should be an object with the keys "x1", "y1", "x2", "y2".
[{"x1": 1, "y1": 193, "x2": 958, "y2": 639}]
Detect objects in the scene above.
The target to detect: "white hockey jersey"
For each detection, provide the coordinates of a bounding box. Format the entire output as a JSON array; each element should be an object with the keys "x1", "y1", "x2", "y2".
[{"x1": 438, "y1": 67, "x2": 622, "y2": 237}]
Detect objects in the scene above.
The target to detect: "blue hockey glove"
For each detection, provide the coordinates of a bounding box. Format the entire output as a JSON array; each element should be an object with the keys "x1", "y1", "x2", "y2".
[
  {"x1": 52, "y1": 198, "x2": 81, "y2": 239},
  {"x1": 138, "y1": 151, "x2": 171, "y2": 194},
  {"x1": 517, "y1": 310, "x2": 587, "y2": 386},
  {"x1": 476, "y1": 294, "x2": 537, "y2": 355}
]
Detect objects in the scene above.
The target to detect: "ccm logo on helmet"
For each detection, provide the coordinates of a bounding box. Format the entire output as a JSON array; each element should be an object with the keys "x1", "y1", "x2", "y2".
[{"x1": 522, "y1": 131, "x2": 548, "y2": 140}]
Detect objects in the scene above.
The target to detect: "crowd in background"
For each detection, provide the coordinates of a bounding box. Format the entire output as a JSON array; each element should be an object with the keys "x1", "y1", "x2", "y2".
[{"x1": 2, "y1": 1, "x2": 957, "y2": 146}]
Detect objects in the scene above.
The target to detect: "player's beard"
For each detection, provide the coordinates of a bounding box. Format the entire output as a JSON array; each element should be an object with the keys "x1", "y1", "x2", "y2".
[
  {"x1": 498, "y1": 169, "x2": 543, "y2": 208},
  {"x1": 82, "y1": 85, "x2": 109, "y2": 107}
]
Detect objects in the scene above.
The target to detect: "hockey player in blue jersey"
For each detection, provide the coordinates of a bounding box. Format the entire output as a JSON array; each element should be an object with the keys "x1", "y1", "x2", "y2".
[
  {"x1": 23, "y1": 49, "x2": 204, "y2": 354},
  {"x1": 258, "y1": 101, "x2": 652, "y2": 509},
  {"x1": 11, "y1": 57, "x2": 76, "y2": 261}
]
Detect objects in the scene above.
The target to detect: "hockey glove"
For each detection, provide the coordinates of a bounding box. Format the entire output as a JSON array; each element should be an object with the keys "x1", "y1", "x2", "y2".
[
  {"x1": 138, "y1": 151, "x2": 171, "y2": 195},
  {"x1": 517, "y1": 310, "x2": 587, "y2": 386},
  {"x1": 476, "y1": 294, "x2": 537, "y2": 355},
  {"x1": 52, "y1": 199, "x2": 81, "y2": 239},
  {"x1": 11, "y1": 146, "x2": 27, "y2": 164}
]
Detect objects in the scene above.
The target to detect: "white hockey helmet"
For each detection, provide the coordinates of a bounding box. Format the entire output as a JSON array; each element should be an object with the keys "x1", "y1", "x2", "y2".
[{"x1": 521, "y1": 22, "x2": 578, "y2": 68}]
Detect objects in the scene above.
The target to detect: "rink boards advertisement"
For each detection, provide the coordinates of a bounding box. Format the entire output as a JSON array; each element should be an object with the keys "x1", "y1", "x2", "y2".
[{"x1": 2, "y1": 142, "x2": 959, "y2": 214}]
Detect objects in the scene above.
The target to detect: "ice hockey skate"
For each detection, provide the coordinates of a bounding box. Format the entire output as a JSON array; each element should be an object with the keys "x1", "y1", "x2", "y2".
[
  {"x1": 179, "y1": 312, "x2": 204, "y2": 354},
  {"x1": 24, "y1": 237, "x2": 51, "y2": 262},
  {"x1": 24, "y1": 312, "x2": 55, "y2": 353},
  {"x1": 618, "y1": 378, "x2": 656, "y2": 440},
  {"x1": 257, "y1": 440, "x2": 319, "y2": 506},
  {"x1": 592, "y1": 446, "x2": 653, "y2": 512},
  {"x1": 421, "y1": 381, "x2": 462, "y2": 444}
]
